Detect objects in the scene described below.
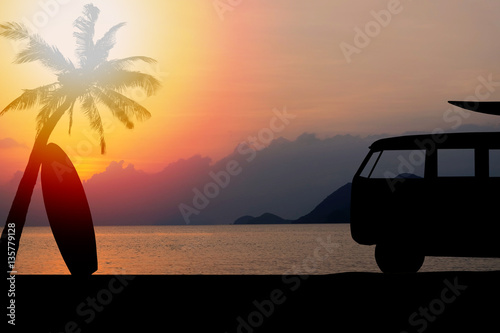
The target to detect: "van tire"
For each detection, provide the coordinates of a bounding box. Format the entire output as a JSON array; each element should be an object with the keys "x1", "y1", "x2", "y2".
[{"x1": 375, "y1": 242, "x2": 425, "y2": 273}]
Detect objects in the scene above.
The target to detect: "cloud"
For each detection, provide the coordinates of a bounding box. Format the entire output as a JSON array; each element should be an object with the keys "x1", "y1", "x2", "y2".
[
  {"x1": 0, "y1": 138, "x2": 27, "y2": 149},
  {"x1": 82, "y1": 123, "x2": 500, "y2": 226},
  {"x1": 3, "y1": 124, "x2": 500, "y2": 227},
  {"x1": 78, "y1": 133, "x2": 376, "y2": 226}
]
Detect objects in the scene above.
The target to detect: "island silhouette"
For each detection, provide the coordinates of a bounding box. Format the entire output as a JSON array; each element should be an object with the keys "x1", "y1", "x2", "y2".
[{"x1": 234, "y1": 182, "x2": 352, "y2": 224}]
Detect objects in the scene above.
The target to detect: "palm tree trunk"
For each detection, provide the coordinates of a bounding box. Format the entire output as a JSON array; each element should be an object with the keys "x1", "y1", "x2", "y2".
[{"x1": 0, "y1": 99, "x2": 73, "y2": 274}]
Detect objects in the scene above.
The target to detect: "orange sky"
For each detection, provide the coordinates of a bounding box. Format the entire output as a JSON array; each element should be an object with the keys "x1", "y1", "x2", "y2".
[{"x1": 1, "y1": 0, "x2": 500, "y2": 182}]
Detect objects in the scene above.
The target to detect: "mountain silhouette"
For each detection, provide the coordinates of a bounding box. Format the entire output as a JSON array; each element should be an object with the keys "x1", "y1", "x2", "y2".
[
  {"x1": 234, "y1": 182, "x2": 352, "y2": 224},
  {"x1": 234, "y1": 213, "x2": 291, "y2": 225},
  {"x1": 295, "y1": 182, "x2": 352, "y2": 223}
]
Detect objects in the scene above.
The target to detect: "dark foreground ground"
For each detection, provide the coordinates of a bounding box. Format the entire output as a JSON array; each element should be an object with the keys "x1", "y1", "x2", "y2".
[{"x1": 4, "y1": 271, "x2": 500, "y2": 332}]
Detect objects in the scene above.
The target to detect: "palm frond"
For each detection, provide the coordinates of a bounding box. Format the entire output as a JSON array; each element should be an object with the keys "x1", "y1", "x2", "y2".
[
  {"x1": 1, "y1": 22, "x2": 73, "y2": 72},
  {"x1": 36, "y1": 88, "x2": 68, "y2": 135},
  {"x1": 91, "y1": 87, "x2": 134, "y2": 129},
  {"x1": 0, "y1": 83, "x2": 58, "y2": 116},
  {"x1": 81, "y1": 94, "x2": 106, "y2": 154},
  {"x1": 95, "y1": 69, "x2": 161, "y2": 97},
  {"x1": 102, "y1": 56, "x2": 158, "y2": 71},
  {"x1": 90, "y1": 22, "x2": 126, "y2": 66},
  {"x1": 0, "y1": 22, "x2": 30, "y2": 41},
  {"x1": 15, "y1": 34, "x2": 74, "y2": 73},
  {"x1": 2, "y1": 4, "x2": 159, "y2": 153},
  {"x1": 73, "y1": 3, "x2": 100, "y2": 67},
  {"x1": 104, "y1": 89, "x2": 152, "y2": 122}
]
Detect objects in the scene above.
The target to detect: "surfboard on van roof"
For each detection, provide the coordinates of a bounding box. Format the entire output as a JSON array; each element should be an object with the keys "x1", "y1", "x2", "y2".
[{"x1": 449, "y1": 101, "x2": 500, "y2": 116}]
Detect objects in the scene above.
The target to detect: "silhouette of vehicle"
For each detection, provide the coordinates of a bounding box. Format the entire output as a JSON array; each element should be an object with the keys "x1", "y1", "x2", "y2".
[{"x1": 350, "y1": 131, "x2": 500, "y2": 273}]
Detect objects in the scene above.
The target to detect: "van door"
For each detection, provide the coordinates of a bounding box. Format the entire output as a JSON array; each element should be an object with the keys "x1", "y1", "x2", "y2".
[{"x1": 428, "y1": 148, "x2": 500, "y2": 256}]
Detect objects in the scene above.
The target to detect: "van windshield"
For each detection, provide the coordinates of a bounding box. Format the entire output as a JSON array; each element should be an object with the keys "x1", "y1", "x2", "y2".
[{"x1": 360, "y1": 150, "x2": 426, "y2": 179}]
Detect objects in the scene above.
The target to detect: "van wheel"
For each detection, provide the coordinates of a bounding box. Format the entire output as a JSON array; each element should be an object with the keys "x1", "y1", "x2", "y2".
[{"x1": 375, "y1": 242, "x2": 424, "y2": 273}]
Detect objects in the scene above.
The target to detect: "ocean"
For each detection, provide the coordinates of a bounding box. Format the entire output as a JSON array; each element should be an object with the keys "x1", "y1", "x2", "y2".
[{"x1": 14, "y1": 224, "x2": 500, "y2": 274}]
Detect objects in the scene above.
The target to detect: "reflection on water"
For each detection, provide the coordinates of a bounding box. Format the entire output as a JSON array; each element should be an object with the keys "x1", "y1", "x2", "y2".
[{"x1": 15, "y1": 224, "x2": 500, "y2": 275}]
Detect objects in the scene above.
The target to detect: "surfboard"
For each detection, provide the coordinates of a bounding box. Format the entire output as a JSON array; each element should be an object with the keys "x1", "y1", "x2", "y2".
[
  {"x1": 449, "y1": 101, "x2": 500, "y2": 116},
  {"x1": 41, "y1": 143, "x2": 98, "y2": 276}
]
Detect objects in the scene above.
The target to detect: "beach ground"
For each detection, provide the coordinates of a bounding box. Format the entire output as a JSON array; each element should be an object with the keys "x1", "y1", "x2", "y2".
[{"x1": 5, "y1": 271, "x2": 500, "y2": 332}]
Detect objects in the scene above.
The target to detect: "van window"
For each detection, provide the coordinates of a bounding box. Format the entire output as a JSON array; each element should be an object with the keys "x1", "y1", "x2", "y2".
[
  {"x1": 437, "y1": 149, "x2": 474, "y2": 177},
  {"x1": 489, "y1": 150, "x2": 500, "y2": 177},
  {"x1": 364, "y1": 150, "x2": 425, "y2": 179},
  {"x1": 359, "y1": 151, "x2": 380, "y2": 178}
]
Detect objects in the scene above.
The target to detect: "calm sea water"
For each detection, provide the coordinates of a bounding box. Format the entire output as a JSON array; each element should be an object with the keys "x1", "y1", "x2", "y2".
[{"x1": 14, "y1": 224, "x2": 500, "y2": 274}]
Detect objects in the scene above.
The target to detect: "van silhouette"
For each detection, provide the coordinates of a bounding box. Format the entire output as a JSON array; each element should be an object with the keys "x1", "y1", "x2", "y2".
[{"x1": 350, "y1": 131, "x2": 500, "y2": 273}]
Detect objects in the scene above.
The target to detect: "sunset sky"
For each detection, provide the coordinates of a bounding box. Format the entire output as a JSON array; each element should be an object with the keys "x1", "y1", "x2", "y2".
[{"x1": 1, "y1": 0, "x2": 500, "y2": 183}]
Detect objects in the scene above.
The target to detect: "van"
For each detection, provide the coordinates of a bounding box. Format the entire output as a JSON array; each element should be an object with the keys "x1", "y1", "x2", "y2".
[{"x1": 350, "y1": 131, "x2": 500, "y2": 273}]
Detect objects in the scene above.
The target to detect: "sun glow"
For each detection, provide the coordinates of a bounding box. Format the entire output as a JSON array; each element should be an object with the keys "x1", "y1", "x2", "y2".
[
  {"x1": 1, "y1": 0, "x2": 280, "y2": 183},
  {"x1": 39, "y1": 3, "x2": 137, "y2": 65},
  {"x1": 0, "y1": 1, "x2": 209, "y2": 181}
]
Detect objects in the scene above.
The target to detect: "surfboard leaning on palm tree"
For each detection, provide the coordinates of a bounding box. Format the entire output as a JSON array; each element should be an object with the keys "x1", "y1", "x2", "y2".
[{"x1": 0, "y1": 4, "x2": 161, "y2": 276}]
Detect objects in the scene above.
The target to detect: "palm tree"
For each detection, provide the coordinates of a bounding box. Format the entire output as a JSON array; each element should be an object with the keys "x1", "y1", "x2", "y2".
[{"x1": 0, "y1": 4, "x2": 161, "y2": 272}]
